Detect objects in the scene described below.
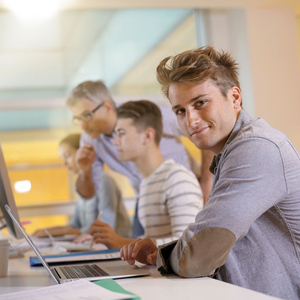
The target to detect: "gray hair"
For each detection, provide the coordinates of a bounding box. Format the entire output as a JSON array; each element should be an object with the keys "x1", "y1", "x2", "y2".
[{"x1": 66, "y1": 80, "x2": 115, "y2": 107}]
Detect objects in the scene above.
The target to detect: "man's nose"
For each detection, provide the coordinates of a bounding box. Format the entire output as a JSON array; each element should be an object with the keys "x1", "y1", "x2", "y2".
[
  {"x1": 186, "y1": 109, "x2": 200, "y2": 128},
  {"x1": 112, "y1": 136, "x2": 119, "y2": 145}
]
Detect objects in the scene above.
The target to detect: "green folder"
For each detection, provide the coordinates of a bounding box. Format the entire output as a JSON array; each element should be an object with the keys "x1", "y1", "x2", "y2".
[{"x1": 93, "y1": 279, "x2": 141, "y2": 300}]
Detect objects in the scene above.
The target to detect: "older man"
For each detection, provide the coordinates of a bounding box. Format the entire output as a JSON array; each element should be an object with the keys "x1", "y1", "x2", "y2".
[{"x1": 67, "y1": 81, "x2": 212, "y2": 237}]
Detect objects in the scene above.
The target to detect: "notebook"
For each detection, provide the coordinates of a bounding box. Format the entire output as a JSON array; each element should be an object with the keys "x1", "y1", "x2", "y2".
[
  {"x1": 5, "y1": 204, "x2": 150, "y2": 284},
  {"x1": 29, "y1": 248, "x2": 121, "y2": 266}
]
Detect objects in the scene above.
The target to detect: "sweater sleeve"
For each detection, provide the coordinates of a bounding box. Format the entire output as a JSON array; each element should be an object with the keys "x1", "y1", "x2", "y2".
[{"x1": 157, "y1": 138, "x2": 287, "y2": 277}]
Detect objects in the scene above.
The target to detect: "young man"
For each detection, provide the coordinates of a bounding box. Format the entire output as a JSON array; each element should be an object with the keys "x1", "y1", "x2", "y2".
[
  {"x1": 33, "y1": 134, "x2": 131, "y2": 239},
  {"x1": 120, "y1": 46, "x2": 300, "y2": 300},
  {"x1": 88, "y1": 100, "x2": 203, "y2": 248},
  {"x1": 67, "y1": 81, "x2": 212, "y2": 237}
]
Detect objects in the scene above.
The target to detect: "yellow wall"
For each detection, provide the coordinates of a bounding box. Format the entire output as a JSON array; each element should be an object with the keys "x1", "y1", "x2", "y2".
[
  {"x1": 0, "y1": 128, "x2": 137, "y2": 234},
  {"x1": 0, "y1": 129, "x2": 76, "y2": 234},
  {"x1": 9, "y1": 168, "x2": 71, "y2": 205}
]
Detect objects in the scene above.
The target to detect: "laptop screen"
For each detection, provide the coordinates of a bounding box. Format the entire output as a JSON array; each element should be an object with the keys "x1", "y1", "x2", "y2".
[{"x1": 5, "y1": 204, "x2": 59, "y2": 284}]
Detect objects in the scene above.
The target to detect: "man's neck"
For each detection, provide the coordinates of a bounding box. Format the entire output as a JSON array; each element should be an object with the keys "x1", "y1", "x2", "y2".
[{"x1": 133, "y1": 146, "x2": 164, "y2": 178}]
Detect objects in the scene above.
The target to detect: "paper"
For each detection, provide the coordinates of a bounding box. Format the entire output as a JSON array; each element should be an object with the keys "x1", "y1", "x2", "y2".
[
  {"x1": 0, "y1": 279, "x2": 133, "y2": 300},
  {"x1": 9, "y1": 238, "x2": 51, "y2": 252}
]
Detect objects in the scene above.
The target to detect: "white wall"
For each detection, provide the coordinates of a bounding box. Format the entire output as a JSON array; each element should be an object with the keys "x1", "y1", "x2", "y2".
[
  {"x1": 194, "y1": 9, "x2": 255, "y2": 118},
  {"x1": 246, "y1": 8, "x2": 300, "y2": 150},
  {"x1": 195, "y1": 7, "x2": 300, "y2": 150}
]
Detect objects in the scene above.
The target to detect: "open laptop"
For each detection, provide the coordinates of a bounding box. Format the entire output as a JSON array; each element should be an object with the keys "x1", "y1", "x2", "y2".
[{"x1": 5, "y1": 204, "x2": 150, "y2": 284}]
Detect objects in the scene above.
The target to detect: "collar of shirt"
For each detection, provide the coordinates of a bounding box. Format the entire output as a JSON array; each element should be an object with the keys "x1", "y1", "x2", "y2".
[{"x1": 209, "y1": 109, "x2": 252, "y2": 175}]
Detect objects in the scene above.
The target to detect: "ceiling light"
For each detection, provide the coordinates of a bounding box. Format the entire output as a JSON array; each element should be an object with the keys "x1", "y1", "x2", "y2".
[
  {"x1": 14, "y1": 180, "x2": 31, "y2": 193},
  {"x1": 2, "y1": 0, "x2": 77, "y2": 22}
]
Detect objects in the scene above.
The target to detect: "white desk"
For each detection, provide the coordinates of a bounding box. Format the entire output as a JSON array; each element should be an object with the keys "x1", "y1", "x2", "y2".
[{"x1": 0, "y1": 253, "x2": 281, "y2": 300}]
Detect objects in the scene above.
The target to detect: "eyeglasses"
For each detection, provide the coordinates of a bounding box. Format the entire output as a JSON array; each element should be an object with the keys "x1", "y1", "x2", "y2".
[{"x1": 72, "y1": 103, "x2": 104, "y2": 125}]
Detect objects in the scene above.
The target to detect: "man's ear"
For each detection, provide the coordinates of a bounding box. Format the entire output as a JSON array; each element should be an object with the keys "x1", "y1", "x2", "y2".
[
  {"x1": 229, "y1": 87, "x2": 242, "y2": 109},
  {"x1": 143, "y1": 128, "x2": 156, "y2": 145},
  {"x1": 103, "y1": 100, "x2": 114, "y2": 112}
]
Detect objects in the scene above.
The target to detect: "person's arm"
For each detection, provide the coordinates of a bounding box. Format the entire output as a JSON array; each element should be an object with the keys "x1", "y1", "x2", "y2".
[
  {"x1": 75, "y1": 133, "x2": 104, "y2": 198},
  {"x1": 156, "y1": 167, "x2": 203, "y2": 246},
  {"x1": 200, "y1": 150, "x2": 213, "y2": 205},
  {"x1": 75, "y1": 144, "x2": 96, "y2": 198},
  {"x1": 121, "y1": 139, "x2": 287, "y2": 276},
  {"x1": 33, "y1": 225, "x2": 81, "y2": 237},
  {"x1": 33, "y1": 199, "x2": 83, "y2": 237},
  {"x1": 158, "y1": 138, "x2": 287, "y2": 277},
  {"x1": 89, "y1": 220, "x2": 136, "y2": 249}
]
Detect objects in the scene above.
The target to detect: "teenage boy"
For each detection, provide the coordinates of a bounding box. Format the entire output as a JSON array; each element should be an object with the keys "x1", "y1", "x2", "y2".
[
  {"x1": 89, "y1": 100, "x2": 203, "y2": 248},
  {"x1": 67, "y1": 81, "x2": 212, "y2": 237},
  {"x1": 120, "y1": 46, "x2": 300, "y2": 300}
]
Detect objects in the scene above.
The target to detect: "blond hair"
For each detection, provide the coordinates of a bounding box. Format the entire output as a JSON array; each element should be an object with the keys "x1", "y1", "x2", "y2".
[
  {"x1": 59, "y1": 133, "x2": 81, "y2": 150},
  {"x1": 156, "y1": 46, "x2": 241, "y2": 103}
]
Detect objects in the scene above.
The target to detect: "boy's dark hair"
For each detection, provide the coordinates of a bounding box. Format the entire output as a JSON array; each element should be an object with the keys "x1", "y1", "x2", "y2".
[{"x1": 117, "y1": 100, "x2": 163, "y2": 145}]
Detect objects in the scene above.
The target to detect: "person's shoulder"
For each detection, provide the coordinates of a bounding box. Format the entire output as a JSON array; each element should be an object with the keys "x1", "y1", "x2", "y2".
[
  {"x1": 99, "y1": 173, "x2": 118, "y2": 187},
  {"x1": 163, "y1": 160, "x2": 198, "y2": 182},
  {"x1": 157, "y1": 159, "x2": 176, "y2": 173},
  {"x1": 238, "y1": 117, "x2": 289, "y2": 147}
]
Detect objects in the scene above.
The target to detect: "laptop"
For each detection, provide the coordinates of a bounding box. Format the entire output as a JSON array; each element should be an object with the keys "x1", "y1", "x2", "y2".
[{"x1": 5, "y1": 204, "x2": 150, "y2": 284}]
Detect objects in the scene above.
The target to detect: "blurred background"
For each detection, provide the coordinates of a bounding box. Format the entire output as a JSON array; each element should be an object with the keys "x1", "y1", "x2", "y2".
[{"x1": 0, "y1": 0, "x2": 300, "y2": 234}]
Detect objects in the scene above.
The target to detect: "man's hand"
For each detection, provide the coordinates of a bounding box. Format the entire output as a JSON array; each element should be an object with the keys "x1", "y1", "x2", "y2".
[
  {"x1": 120, "y1": 237, "x2": 158, "y2": 266},
  {"x1": 75, "y1": 144, "x2": 96, "y2": 198},
  {"x1": 73, "y1": 233, "x2": 93, "y2": 244},
  {"x1": 89, "y1": 220, "x2": 131, "y2": 249},
  {"x1": 33, "y1": 229, "x2": 49, "y2": 238},
  {"x1": 75, "y1": 144, "x2": 95, "y2": 174}
]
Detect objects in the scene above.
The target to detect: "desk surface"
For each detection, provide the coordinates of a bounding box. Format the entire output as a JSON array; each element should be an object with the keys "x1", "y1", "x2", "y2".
[{"x1": 0, "y1": 253, "x2": 281, "y2": 300}]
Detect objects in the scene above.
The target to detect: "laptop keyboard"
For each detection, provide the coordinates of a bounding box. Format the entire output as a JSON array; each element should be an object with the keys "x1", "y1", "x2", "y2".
[{"x1": 60, "y1": 264, "x2": 109, "y2": 279}]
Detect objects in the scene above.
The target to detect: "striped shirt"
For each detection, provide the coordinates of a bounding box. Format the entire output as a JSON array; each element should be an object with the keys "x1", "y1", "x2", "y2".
[
  {"x1": 138, "y1": 160, "x2": 203, "y2": 246},
  {"x1": 80, "y1": 104, "x2": 195, "y2": 196}
]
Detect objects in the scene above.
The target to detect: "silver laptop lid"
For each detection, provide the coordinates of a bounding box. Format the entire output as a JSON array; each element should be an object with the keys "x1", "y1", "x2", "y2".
[{"x1": 5, "y1": 204, "x2": 59, "y2": 284}]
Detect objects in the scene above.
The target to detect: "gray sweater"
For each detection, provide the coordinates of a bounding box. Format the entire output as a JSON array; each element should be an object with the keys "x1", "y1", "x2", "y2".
[{"x1": 157, "y1": 110, "x2": 300, "y2": 299}]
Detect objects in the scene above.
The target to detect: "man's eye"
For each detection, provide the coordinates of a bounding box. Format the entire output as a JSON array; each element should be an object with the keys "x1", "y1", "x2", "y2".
[
  {"x1": 83, "y1": 113, "x2": 91, "y2": 119},
  {"x1": 176, "y1": 108, "x2": 185, "y2": 116},
  {"x1": 195, "y1": 100, "x2": 206, "y2": 107}
]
